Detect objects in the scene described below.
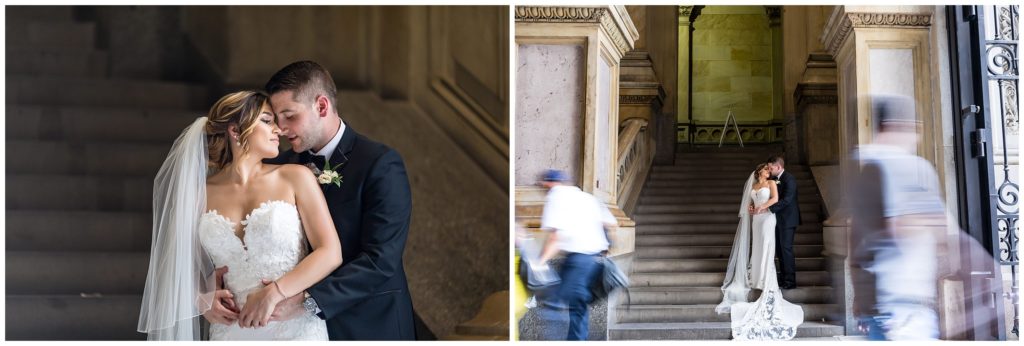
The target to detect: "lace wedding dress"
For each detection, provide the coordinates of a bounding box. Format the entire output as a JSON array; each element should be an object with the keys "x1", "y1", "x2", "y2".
[
  {"x1": 198, "y1": 200, "x2": 328, "y2": 340},
  {"x1": 716, "y1": 173, "x2": 804, "y2": 341}
]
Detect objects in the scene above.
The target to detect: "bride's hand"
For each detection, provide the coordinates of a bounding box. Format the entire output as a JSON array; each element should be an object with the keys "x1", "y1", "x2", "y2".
[
  {"x1": 238, "y1": 281, "x2": 286, "y2": 328},
  {"x1": 261, "y1": 279, "x2": 306, "y2": 322},
  {"x1": 203, "y1": 289, "x2": 239, "y2": 325}
]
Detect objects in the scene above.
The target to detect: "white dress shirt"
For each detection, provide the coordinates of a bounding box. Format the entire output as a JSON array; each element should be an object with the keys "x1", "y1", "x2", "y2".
[
  {"x1": 311, "y1": 121, "x2": 347, "y2": 163},
  {"x1": 540, "y1": 185, "x2": 613, "y2": 255}
]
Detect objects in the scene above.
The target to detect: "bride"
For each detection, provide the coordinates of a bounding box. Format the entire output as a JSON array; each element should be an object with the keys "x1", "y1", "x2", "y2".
[
  {"x1": 716, "y1": 163, "x2": 804, "y2": 340},
  {"x1": 137, "y1": 91, "x2": 343, "y2": 340}
]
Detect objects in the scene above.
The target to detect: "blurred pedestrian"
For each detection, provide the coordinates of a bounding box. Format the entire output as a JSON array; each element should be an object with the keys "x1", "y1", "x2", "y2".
[
  {"x1": 535, "y1": 169, "x2": 616, "y2": 340},
  {"x1": 849, "y1": 94, "x2": 946, "y2": 340}
]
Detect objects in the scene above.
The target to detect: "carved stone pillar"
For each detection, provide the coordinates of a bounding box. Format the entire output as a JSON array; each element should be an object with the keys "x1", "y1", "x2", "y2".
[
  {"x1": 619, "y1": 51, "x2": 666, "y2": 125},
  {"x1": 676, "y1": 6, "x2": 695, "y2": 143},
  {"x1": 796, "y1": 53, "x2": 839, "y2": 167},
  {"x1": 514, "y1": 6, "x2": 639, "y2": 257},
  {"x1": 619, "y1": 50, "x2": 667, "y2": 167}
]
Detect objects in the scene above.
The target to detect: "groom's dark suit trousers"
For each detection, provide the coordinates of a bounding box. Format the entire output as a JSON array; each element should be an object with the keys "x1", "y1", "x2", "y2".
[{"x1": 768, "y1": 171, "x2": 801, "y2": 288}]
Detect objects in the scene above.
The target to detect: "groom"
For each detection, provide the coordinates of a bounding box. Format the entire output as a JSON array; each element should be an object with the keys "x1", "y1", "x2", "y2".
[
  {"x1": 766, "y1": 155, "x2": 800, "y2": 289},
  {"x1": 258, "y1": 60, "x2": 416, "y2": 339}
]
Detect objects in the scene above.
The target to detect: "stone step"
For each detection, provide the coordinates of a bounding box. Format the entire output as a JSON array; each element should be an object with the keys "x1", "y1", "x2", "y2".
[
  {"x1": 6, "y1": 6, "x2": 75, "y2": 21},
  {"x1": 635, "y1": 233, "x2": 823, "y2": 247},
  {"x1": 7, "y1": 140, "x2": 171, "y2": 176},
  {"x1": 637, "y1": 223, "x2": 822, "y2": 235},
  {"x1": 623, "y1": 286, "x2": 835, "y2": 306},
  {"x1": 660, "y1": 158, "x2": 798, "y2": 166},
  {"x1": 6, "y1": 210, "x2": 151, "y2": 252},
  {"x1": 608, "y1": 321, "x2": 844, "y2": 340},
  {"x1": 7, "y1": 47, "x2": 109, "y2": 78},
  {"x1": 645, "y1": 178, "x2": 817, "y2": 188},
  {"x1": 6, "y1": 295, "x2": 145, "y2": 340},
  {"x1": 6, "y1": 175, "x2": 152, "y2": 212},
  {"x1": 641, "y1": 185, "x2": 818, "y2": 197},
  {"x1": 7, "y1": 76, "x2": 209, "y2": 109},
  {"x1": 634, "y1": 212, "x2": 820, "y2": 224},
  {"x1": 675, "y1": 151, "x2": 780, "y2": 159},
  {"x1": 629, "y1": 271, "x2": 830, "y2": 287},
  {"x1": 652, "y1": 164, "x2": 811, "y2": 172},
  {"x1": 639, "y1": 194, "x2": 819, "y2": 205},
  {"x1": 648, "y1": 171, "x2": 814, "y2": 180},
  {"x1": 632, "y1": 258, "x2": 826, "y2": 273},
  {"x1": 616, "y1": 303, "x2": 839, "y2": 323},
  {"x1": 6, "y1": 20, "x2": 96, "y2": 49},
  {"x1": 635, "y1": 202, "x2": 820, "y2": 215},
  {"x1": 446, "y1": 291, "x2": 510, "y2": 340},
  {"x1": 6, "y1": 251, "x2": 149, "y2": 295},
  {"x1": 6, "y1": 105, "x2": 199, "y2": 142},
  {"x1": 635, "y1": 245, "x2": 824, "y2": 260}
]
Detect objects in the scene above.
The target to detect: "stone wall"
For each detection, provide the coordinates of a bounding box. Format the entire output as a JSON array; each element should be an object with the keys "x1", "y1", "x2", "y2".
[
  {"x1": 691, "y1": 6, "x2": 774, "y2": 125},
  {"x1": 515, "y1": 44, "x2": 585, "y2": 185}
]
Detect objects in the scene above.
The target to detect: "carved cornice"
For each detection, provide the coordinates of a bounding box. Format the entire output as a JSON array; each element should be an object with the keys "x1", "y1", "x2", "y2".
[
  {"x1": 516, "y1": 6, "x2": 637, "y2": 56},
  {"x1": 515, "y1": 6, "x2": 603, "y2": 22},
  {"x1": 821, "y1": 8, "x2": 932, "y2": 56},
  {"x1": 848, "y1": 12, "x2": 931, "y2": 27}
]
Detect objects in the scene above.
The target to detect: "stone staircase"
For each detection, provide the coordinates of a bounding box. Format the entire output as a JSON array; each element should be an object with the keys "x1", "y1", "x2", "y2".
[
  {"x1": 608, "y1": 147, "x2": 845, "y2": 340},
  {"x1": 5, "y1": 7, "x2": 208, "y2": 340}
]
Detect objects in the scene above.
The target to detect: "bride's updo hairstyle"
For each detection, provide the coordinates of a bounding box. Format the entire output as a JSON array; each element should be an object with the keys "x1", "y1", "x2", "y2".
[
  {"x1": 204, "y1": 90, "x2": 271, "y2": 170},
  {"x1": 755, "y1": 163, "x2": 770, "y2": 181}
]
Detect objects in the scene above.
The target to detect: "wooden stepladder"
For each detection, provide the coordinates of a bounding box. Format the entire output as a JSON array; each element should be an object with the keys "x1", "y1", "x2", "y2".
[{"x1": 718, "y1": 110, "x2": 744, "y2": 147}]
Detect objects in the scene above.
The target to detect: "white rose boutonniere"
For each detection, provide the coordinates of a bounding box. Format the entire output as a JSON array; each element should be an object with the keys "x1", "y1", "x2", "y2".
[
  {"x1": 775, "y1": 179, "x2": 782, "y2": 185},
  {"x1": 306, "y1": 160, "x2": 344, "y2": 187}
]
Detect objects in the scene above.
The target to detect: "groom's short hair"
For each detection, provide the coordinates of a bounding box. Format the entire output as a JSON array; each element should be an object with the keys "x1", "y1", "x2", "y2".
[
  {"x1": 767, "y1": 154, "x2": 785, "y2": 167},
  {"x1": 265, "y1": 60, "x2": 338, "y2": 114}
]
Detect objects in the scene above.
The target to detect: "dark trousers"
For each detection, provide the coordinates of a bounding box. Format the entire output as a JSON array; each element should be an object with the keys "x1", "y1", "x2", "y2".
[
  {"x1": 539, "y1": 253, "x2": 602, "y2": 341},
  {"x1": 775, "y1": 225, "x2": 797, "y2": 286}
]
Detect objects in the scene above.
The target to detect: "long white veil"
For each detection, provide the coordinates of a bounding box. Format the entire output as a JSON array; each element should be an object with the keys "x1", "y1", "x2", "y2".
[
  {"x1": 715, "y1": 170, "x2": 755, "y2": 313},
  {"x1": 137, "y1": 117, "x2": 216, "y2": 340}
]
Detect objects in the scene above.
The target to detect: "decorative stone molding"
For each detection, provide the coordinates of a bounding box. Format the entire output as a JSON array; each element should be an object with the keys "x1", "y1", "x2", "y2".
[
  {"x1": 691, "y1": 125, "x2": 785, "y2": 144},
  {"x1": 795, "y1": 83, "x2": 839, "y2": 110},
  {"x1": 821, "y1": 7, "x2": 933, "y2": 56},
  {"x1": 515, "y1": 6, "x2": 637, "y2": 56},
  {"x1": 515, "y1": 6, "x2": 603, "y2": 22},
  {"x1": 848, "y1": 12, "x2": 931, "y2": 27},
  {"x1": 679, "y1": 6, "x2": 693, "y2": 18},
  {"x1": 620, "y1": 94, "x2": 660, "y2": 105}
]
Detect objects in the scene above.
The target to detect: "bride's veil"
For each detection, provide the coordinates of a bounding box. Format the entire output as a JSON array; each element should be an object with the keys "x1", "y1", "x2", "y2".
[
  {"x1": 137, "y1": 117, "x2": 216, "y2": 340},
  {"x1": 715, "y1": 170, "x2": 756, "y2": 313}
]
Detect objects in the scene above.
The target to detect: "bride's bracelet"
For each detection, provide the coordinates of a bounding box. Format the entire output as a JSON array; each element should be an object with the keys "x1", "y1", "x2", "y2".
[{"x1": 272, "y1": 281, "x2": 289, "y2": 298}]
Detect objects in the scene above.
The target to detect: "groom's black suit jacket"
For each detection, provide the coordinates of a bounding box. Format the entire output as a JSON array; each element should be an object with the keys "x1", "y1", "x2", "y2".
[
  {"x1": 267, "y1": 126, "x2": 415, "y2": 340},
  {"x1": 767, "y1": 171, "x2": 802, "y2": 228}
]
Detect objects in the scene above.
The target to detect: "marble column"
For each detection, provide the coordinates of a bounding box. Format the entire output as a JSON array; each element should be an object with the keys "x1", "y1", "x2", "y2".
[{"x1": 514, "y1": 6, "x2": 639, "y2": 257}]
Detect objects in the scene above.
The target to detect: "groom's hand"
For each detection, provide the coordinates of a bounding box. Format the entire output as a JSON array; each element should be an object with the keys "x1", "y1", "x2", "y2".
[
  {"x1": 238, "y1": 280, "x2": 286, "y2": 328},
  {"x1": 214, "y1": 266, "x2": 229, "y2": 289},
  {"x1": 203, "y1": 289, "x2": 239, "y2": 325},
  {"x1": 261, "y1": 279, "x2": 305, "y2": 322}
]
